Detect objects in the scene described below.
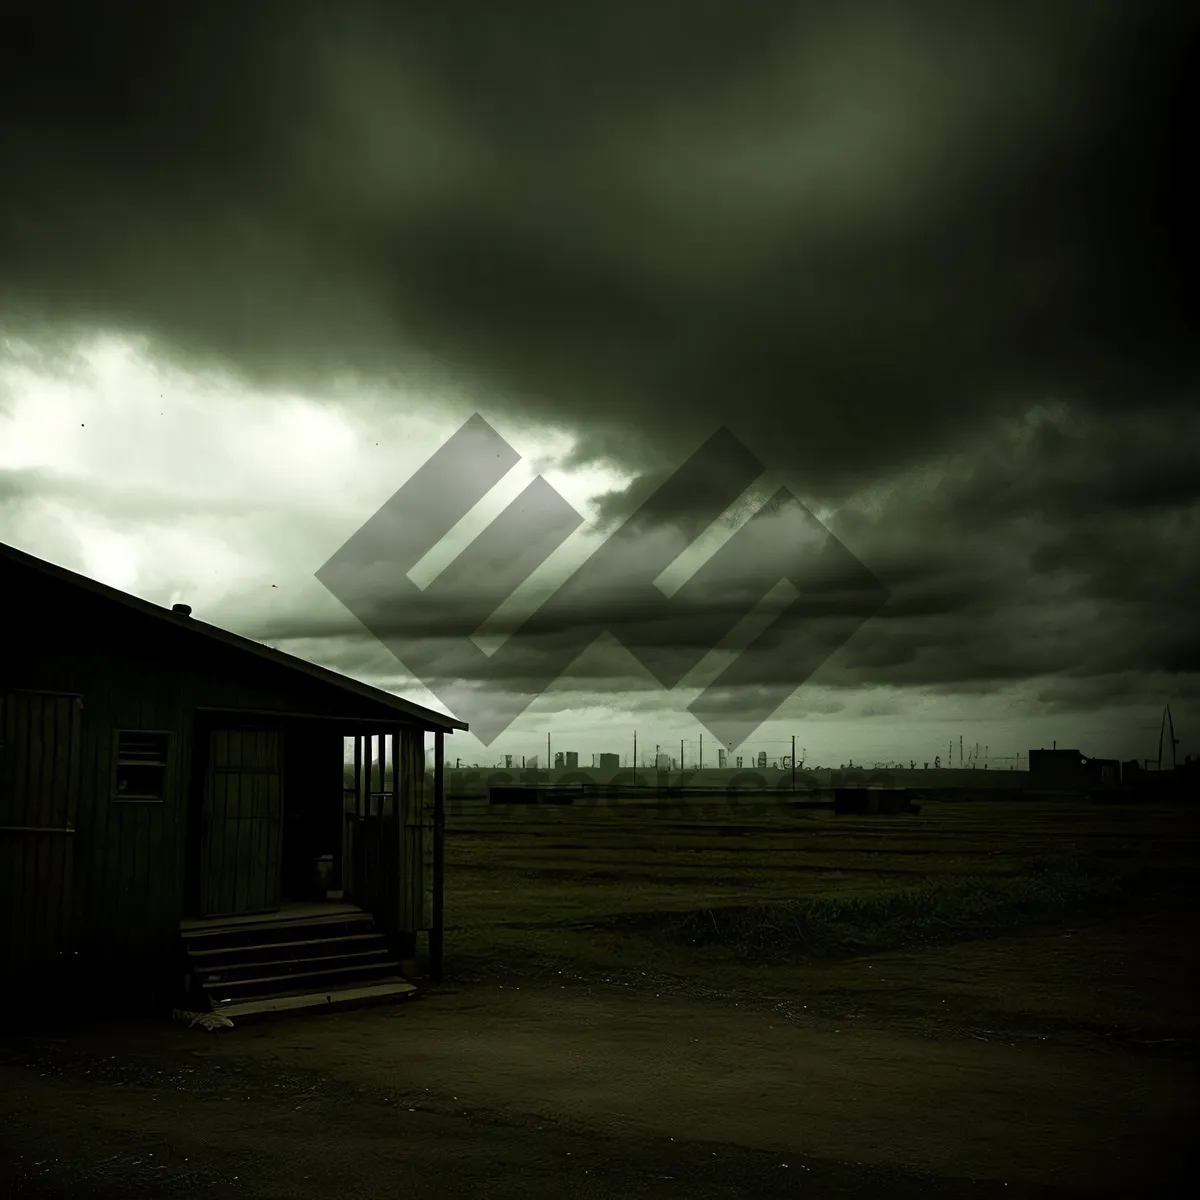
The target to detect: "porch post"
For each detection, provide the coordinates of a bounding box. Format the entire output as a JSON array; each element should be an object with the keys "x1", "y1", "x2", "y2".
[
  {"x1": 430, "y1": 729, "x2": 445, "y2": 983},
  {"x1": 390, "y1": 727, "x2": 403, "y2": 952},
  {"x1": 347, "y1": 733, "x2": 363, "y2": 902}
]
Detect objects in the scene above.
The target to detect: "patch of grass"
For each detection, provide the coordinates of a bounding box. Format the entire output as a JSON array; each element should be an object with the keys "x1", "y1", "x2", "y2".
[
  {"x1": 597, "y1": 858, "x2": 1169, "y2": 963},
  {"x1": 441, "y1": 803, "x2": 1199, "y2": 1045}
]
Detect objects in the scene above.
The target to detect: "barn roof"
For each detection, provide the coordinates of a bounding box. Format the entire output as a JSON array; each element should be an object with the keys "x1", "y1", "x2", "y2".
[{"x1": 0, "y1": 538, "x2": 467, "y2": 733}]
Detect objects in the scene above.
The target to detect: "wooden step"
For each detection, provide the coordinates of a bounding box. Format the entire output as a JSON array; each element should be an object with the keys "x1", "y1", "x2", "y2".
[
  {"x1": 207, "y1": 961, "x2": 403, "y2": 1004},
  {"x1": 198, "y1": 948, "x2": 394, "y2": 985},
  {"x1": 177, "y1": 907, "x2": 425, "y2": 1023},
  {"x1": 188, "y1": 933, "x2": 388, "y2": 969},
  {"x1": 180, "y1": 902, "x2": 364, "y2": 932},
  {"x1": 182, "y1": 912, "x2": 374, "y2": 947},
  {"x1": 215, "y1": 979, "x2": 420, "y2": 1023}
]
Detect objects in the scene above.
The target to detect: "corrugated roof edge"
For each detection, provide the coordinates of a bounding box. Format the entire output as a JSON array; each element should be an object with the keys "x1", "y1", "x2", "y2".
[{"x1": 0, "y1": 538, "x2": 467, "y2": 733}]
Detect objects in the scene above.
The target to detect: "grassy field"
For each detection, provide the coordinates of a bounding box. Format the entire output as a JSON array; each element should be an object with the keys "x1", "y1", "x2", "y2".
[
  {"x1": 5, "y1": 793, "x2": 1196, "y2": 1197},
  {"x1": 442, "y1": 793, "x2": 1200, "y2": 1047}
]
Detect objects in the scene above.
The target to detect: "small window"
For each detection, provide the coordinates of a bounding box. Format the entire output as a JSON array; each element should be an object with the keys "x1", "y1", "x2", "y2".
[{"x1": 113, "y1": 731, "x2": 171, "y2": 801}]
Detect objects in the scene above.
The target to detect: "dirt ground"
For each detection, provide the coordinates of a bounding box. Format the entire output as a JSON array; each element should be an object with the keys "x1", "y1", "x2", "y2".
[
  {"x1": 3, "y1": 799, "x2": 1196, "y2": 1197},
  {"x1": 2, "y1": 948, "x2": 1195, "y2": 1198}
]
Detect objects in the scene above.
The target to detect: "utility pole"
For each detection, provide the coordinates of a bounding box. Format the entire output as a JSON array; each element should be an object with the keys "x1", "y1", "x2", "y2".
[
  {"x1": 633, "y1": 731, "x2": 637, "y2": 785},
  {"x1": 699, "y1": 733, "x2": 703, "y2": 770},
  {"x1": 791, "y1": 734, "x2": 796, "y2": 792},
  {"x1": 681, "y1": 739, "x2": 685, "y2": 771},
  {"x1": 960, "y1": 735, "x2": 963, "y2": 767}
]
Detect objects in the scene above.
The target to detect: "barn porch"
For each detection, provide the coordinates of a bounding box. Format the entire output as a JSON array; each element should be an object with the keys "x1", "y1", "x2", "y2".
[{"x1": 180, "y1": 712, "x2": 444, "y2": 1020}]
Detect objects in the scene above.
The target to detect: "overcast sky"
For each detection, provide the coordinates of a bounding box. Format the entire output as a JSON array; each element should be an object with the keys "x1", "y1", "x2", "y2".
[{"x1": 2, "y1": 1, "x2": 1196, "y2": 767}]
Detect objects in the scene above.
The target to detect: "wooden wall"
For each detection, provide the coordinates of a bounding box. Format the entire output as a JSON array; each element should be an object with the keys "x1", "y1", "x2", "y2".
[
  {"x1": 3, "y1": 622, "x2": 195, "y2": 982},
  {"x1": 0, "y1": 690, "x2": 81, "y2": 980},
  {"x1": 397, "y1": 725, "x2": 432, "y2": 934}
]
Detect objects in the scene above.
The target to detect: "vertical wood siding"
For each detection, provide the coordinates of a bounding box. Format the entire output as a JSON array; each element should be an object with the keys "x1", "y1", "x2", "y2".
[
  {"x1": 74, "y1": 635, "x2": 189, "y2": 975},
  {"x1": 398, "y1": 726, "x2": 432, "y2": 933},
  {"x1": 0, "y1": 690, "x2": 81, "y2": 978}
]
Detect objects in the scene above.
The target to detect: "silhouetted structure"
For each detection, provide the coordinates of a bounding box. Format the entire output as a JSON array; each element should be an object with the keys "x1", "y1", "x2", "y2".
[
  {"x1": 833, "y1": 788, "x2": 921, "y2": 815},
  {"x1": 1, "y1": 539, "x2": 465, "y2": 1015},
  {"x1": 489, "y1": 785, "x2": 578, "y2": 805},
  {"x1": 1158, "y1": 705, "x2": 1180, "y2": 771},
  {"x1": 1028, "y1": 747, "x2": 1121, "y2": 793}
]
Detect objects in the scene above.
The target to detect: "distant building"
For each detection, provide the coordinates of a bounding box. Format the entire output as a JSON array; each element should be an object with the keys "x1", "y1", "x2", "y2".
[
  {"x1": 554, "y1": 751, "x2": 564, "y2": 768},
  {"x1": 564, "y1": 751, "x2": 579, "y2": 769},
  {"x1": 757, "y1": 751, "x2": 767, "y2": 768},
  {"x1": 1029, "y1": 748, "x2": 1122, "y2": 791},
  {"x1": 524, "y1": 755, "x2": 538, "y2": 769},
  {"x1": 597, "y1": 752, "x2": 620, "y2": 769},
  {"x1": 1029, "y1": 748, "x2": 1084, "y2": 788},
  {"x1": 736, "y1": 756, "x2": 744, "y2": 768},
  {"x1": 717, "y1": 749, "x2": 727, "y2": 768},
  {"x1": 504, "y1": 755, "x2": 513, "y2": 769},
  {"x1": 655, "y1": 753, "x2": 671, "y2": 770}
]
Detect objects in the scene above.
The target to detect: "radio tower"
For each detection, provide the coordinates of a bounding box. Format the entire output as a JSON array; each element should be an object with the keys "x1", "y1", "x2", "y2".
[{"x1": 1158, "y1": 705, "x2": 1180, "y2": 771}]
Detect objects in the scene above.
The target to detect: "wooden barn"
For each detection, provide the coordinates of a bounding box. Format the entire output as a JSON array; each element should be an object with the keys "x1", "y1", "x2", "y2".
[{"x1": 0, "y1": 539, "x2": 465, "y2": 1019}]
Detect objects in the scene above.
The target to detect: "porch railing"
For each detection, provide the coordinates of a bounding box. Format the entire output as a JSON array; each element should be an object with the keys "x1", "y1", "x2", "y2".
[
  {"x1": 342, "y1": 725, "x2": 436, "y2": 969},
  {"x1": 341, "y1": 790, "x2": 395, "y2": 907}
]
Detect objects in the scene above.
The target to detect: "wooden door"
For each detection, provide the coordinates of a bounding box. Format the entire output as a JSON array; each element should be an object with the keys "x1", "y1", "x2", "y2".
[
  {"x1": 0, "y1": 689, "x2": 82, "y2": 978},
  {"x1": 199, "y1": 729, "x2": 284, "y2": 917}
]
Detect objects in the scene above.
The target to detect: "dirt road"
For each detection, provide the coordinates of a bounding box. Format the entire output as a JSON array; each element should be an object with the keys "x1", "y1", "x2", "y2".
[{"x1": 2, "y1": 979, "x2": 1193, "y2": 1198}]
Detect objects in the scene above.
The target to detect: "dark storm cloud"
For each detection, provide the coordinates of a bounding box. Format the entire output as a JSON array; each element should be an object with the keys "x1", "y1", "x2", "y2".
[
  {"x1": 239, "y1": 401, "x2": 1200, "y2": 718},
  {"x1": 240, "y1": 394, "x2": 1200, "y2": 729},
  {"x1": 820, "y1": 405, "x2": 1200, "y2": 697},
  {"x1": 3, "y1": 2, "x2": 1194, "y2": 477},
  {"x1": 3, "y1": 0, "x2": 1197, "y2": 721},
  {"x1": 1033, "y1": 672, "x2": 1200, "y2": 718}
]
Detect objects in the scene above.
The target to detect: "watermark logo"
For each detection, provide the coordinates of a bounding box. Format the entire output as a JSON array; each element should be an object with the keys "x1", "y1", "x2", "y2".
[{"x1": 317, "y1": 415, "x2": 887, "y2": 748}]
